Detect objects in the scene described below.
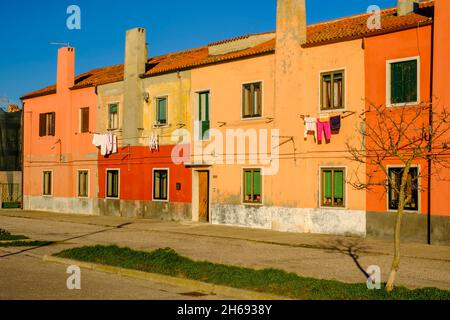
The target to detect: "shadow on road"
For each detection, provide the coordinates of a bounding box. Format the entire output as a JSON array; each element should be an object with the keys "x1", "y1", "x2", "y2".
[
  {"x1": 319, "y1": 238, "x2": 372, "y2": 279},
  {"x1": 0, "y1": 222, "x2": 133, "y2": 259}
]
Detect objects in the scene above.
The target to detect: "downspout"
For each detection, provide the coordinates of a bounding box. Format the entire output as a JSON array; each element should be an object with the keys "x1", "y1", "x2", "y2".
[
  {"x1": 427, "y1": 20, "x2": 435, "y2": 245},
  {"x1": 20, "y1": 101, "x2": 25, "y2": 210}
]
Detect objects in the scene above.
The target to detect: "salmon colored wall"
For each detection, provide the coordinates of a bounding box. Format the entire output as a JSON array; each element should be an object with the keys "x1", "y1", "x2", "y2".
[
  {"x1": 23, "y1": 86, "x2": 98, "y2": 199},
  {"x1": 365, "y1": 26, "x2": 432, "y2": 214},
  {"x1": 191, "y1": 39, "x2": 366, "y2": 211},
  {"x1": 97, "y1": 145, "x2": 191, "y2": 202},
  {"x1": 273, "y1": 39, "x2": 366, "y2": 210},
  {"x1": 191, "y1": 55, "x2": 276, "y2": 206},
  {"x1": 431, "y1": 0, "x2": 450, "y2": 216}
]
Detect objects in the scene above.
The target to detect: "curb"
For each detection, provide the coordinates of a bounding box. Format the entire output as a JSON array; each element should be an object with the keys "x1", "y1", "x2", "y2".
[{"x1": 43, "y1": 255, "x2": 290, "y2": 300}]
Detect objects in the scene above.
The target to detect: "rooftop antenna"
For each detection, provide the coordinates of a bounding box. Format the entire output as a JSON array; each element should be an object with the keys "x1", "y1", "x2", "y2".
[{"x1": 49, "y1": 42, "x2": 72, "y2": 47}]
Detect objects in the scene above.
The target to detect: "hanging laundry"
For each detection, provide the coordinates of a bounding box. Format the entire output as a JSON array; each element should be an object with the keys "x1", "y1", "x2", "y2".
[
  {"x1": 330, "y1": 115, "x2": 341, "y2": 132},
  {"x1": 105, "y1": 133, "x2": 113, "y2": 154},
  {"x1": 112, "y1": 135, "x2": 118, "y2": 154},
  {"x1": 92, "y1": 133, "x2": 118, "y2": 156},
  {"x1": 149, "y1": 133, "x2": 159, "y2": 151},
  {"x1": 317, "y1": 119, "x2": 332, "y2": 143},
  {"x1": 304, "y1": 117, "x2": 317, "y2": 140}
]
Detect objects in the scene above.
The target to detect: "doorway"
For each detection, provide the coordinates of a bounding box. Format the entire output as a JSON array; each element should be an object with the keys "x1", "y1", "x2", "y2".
[{"x1": 197, "y1": 171, "x2": 210, "y2": 222}]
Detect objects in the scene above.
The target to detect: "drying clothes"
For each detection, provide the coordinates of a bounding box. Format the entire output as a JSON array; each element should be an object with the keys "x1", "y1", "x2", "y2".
[
  {"x1": 317, "y1": 119, "x2": 332, "y2": 143},
  {"x1": 92, "y1": 133, "x2": 118, "y2": 156},
  {"x1": 330, "y1": 115, "x2": 341, "y2": 131},
  {"x1": 112, "y1": 135, "x2": 118, "y2": 154},
  {"x1": 304, "y1": 117, "x2": 317, "y2": 140},
  {"x1": 149, "y1": 133, "x2": 159, "y2": 151},
  {"x1": 92, "y1": 134, "x2": 103, "y2": 148}
]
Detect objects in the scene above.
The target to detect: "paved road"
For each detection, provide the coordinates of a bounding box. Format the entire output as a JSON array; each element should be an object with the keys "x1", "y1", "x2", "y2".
[
  {"x1": 0, "y1": 247, "x2": 230, "y2": 300},
  {"x1": 0, "y1": 210, "x2": 449, "y2": 297}
]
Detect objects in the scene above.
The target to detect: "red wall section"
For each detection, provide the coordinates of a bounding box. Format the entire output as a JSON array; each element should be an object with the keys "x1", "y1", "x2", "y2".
[{"x1": 98, "y1": 145, "x2": 192, "y2": 203}]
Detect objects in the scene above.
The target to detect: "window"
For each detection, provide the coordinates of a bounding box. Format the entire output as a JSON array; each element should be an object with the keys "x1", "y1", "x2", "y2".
[
  {"x1": 243, "y1": 169, "x2": 262, "y2": 204},
  {"x1": 388, "y1": 167, "x2": 419, "y2": 211},
  {"x1": 106, "y1": 170, "x2": 119, "y2": 198},
  {"x1": 321, "y1": 168, "x2": 345, "y2": 207},
  {"x1": 43, "y1": 171, "x2": 52, "y2": 196},
  {"x1": 108, "y1": 104, "x2": 119, "y2": 130},
  {"x1": 321, "y1": 71, "x2": 345, "y2": 111},
  {"x1": 389, "y1": 59, "x2": 418, "y2": 105},
  {"x1": 153, "y1": 170, "x2": 168, "y2": 201},
  {"x1": 156, "y1": 97, "x2": 168, "y2": 126},
  {"x1": 242, "y1": 82, "x2": 262, "y2": 118},
  {"x1": 198, "y1": 91, "x2": 210, "y2": 140},
  {"x1": 39, "y1": 112, "x2": 55, "y2": 137},
  {"x1": 78, "y1": 170, "x2": 89, "y2": 197},
  {"x1": 80, "y1": 107, "x2": 90, "y2": 133}
]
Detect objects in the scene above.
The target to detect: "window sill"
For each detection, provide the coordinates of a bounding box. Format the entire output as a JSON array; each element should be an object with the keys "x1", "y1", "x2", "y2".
[
  {"x1": 240, "y1": 116, "x2": 263, "y2": 121},
  {"x1": 105, "y1": 197, "x2": 120, "y2": 200},
  {"x1": 319, "y1": 108, "x2": 346, "y2": 114},
  {"x1": 387, "y1": 102, "x2": 419, "y2": 108},
  {"x1": 319, "y1": 206, "x2": 347, "y2": 210},
  {"x1": 152, "y1": 199, "x2": 169, "y2": 203}
]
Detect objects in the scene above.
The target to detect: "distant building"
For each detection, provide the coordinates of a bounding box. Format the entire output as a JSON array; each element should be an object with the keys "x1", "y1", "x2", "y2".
[{"x1": 0, "y1": 106, "x2": 22, "y2": 208}]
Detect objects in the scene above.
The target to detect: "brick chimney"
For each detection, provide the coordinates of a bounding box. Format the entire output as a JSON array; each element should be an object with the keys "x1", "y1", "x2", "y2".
[
  {"x1": 397, "y1": 0, "x2": 418, "y2": 16},
  {"x1": 123, "y1": 28, "x2": 147, "y2": 144},
  {"x1": 56, "y1": 47, "x2": 75, "y2": 94}
]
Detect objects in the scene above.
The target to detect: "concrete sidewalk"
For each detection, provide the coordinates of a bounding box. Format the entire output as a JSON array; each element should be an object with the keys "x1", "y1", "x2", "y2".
[{"x1": 1, "y1": 210, "x2": 449, "y2": 291}]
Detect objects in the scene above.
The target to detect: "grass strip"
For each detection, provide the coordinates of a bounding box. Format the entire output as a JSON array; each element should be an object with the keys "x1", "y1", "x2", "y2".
[
  {"x1": 54, "y1": 245, "x2": 450, "y2": 300},
  {"x1": 0, "y1": 229, "x2": 29, "y2": 241},
  {"x1": 0, "y1": 240, "x2": 53, "y2": 247}
]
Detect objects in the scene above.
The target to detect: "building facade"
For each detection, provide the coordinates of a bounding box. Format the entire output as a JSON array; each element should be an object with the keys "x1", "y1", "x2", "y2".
[{"x1": 21, "y1": 0, "x2": 449, "y2": 243}]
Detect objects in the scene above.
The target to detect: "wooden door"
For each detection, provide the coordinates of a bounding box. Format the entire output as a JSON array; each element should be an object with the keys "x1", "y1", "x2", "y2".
[{"x1": 198, "y1": 171, "x2": 209, "y2": 222}]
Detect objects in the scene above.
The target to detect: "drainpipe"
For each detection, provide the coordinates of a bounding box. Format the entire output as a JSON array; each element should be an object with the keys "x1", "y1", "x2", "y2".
[
  {"x1": 20, "y1": 102, "x2": 25, "y2": 210},
  {"x1": 427, "y1": 20, "x2": 435, "y2": 245}
]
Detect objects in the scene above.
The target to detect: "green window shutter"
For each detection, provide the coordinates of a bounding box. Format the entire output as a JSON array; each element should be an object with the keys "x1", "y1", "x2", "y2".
[
  {"x1": 404, "y1": 60, "x2": 417, "y2": 103},
  {"x1": 391, "y1": 60, "x2": 417, "y2": 104},
  {"x1": 253, "y1": 170, "x2": 261, "y2": 195},
  {"x1": 245, "y1": 171, "x2": 252, "y2": 196},
  {"x1": 391, "y1": 63, "x2": 403, "y2": 104},
  {"x1": 158, "y1": 98, "x2": 167, "y2": 123},
  {"x1": 109, "y1": 104, "x2": 118, "y2": 114},
  {"x1": 201, "y1": 121, "x2": 210, "y2": 139},
  {"x1": 324, "y1": 171, "x2": 332, "y2": 199},
  {"x1": 334, "y1": 170, "x2": 344, "y2": 199}
]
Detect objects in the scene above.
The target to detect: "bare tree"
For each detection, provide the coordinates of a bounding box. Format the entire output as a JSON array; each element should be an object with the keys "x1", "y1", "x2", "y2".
[{"x1": 346, "y1": 101, "x2": 450, "y2": 292}]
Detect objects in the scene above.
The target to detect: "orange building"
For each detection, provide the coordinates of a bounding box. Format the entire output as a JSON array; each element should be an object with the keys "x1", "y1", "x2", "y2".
[{"x1": 364, "y1": 0, "x2": 449, "y2": 244}]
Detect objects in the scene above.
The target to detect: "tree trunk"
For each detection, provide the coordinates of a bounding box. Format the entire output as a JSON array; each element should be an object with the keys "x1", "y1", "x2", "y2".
[{"x1": 385, "y1": 165, "x2": 411, "y2": 293}]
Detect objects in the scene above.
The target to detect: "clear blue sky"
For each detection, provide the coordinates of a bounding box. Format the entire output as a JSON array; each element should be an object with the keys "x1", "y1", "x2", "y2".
[{"x1": 0, "y1": 0, "x2": 397, "y2": 105}]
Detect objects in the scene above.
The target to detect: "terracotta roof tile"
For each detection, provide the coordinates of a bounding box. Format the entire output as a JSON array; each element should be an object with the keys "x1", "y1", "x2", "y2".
[{"x1": 22, "y1": 1, "x2": 434, "y2": 100}]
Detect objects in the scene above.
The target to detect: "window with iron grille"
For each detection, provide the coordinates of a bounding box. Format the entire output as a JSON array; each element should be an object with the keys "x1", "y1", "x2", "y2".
[
  {"x1": 78, "y1": 170, "x2": 89, "y2": 197},
  {"x1": 43, "y1": 171, "x2": 52, "y2": 196},
  {"x1": 388, "y1": 167, "x2": 419, "y2": 211},
  {"x1": 106, "y1": 170, "x2": 119, "y2": 198},
  {"x1": 153, "y1": 170, "x2": 168, "y2": 201}
]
